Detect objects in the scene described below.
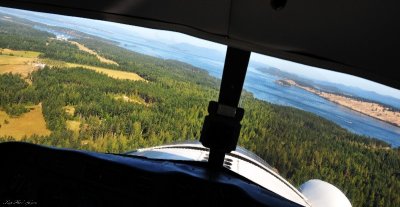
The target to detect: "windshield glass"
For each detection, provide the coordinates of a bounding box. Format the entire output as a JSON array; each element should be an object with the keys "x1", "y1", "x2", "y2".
[{"x1": 0, "y1": 6, "x2": 399, "y2": 207}]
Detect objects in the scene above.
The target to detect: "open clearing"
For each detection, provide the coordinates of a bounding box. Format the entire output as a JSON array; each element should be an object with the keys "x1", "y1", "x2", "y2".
[
  {"x1": 113, "y1": 94, "x2": 149, "y2": 106},
  {"x1": 66, "y1": 63, "x2": 146, "y2": 81},
  {"x1": 66, "y1": 120, "x2": 80, "y2": 132},
  {"x1": 0, "y1": 103, "x2": 51, "y2": 140},
  {"x1": 0, "y1": 48, "x2": 41, "y2": 58},
  {"x1": 0, "y1": 48, "x2": 144, "y2": 82},
  {"x1": 63, "y1": 105, "x2": 76, "y2": 116},
  {"x1": 41, "y1": 59, "x2": 145, "y2": 81},
  {"x1": 64, "y1": 106, "x2": 81, "y2": 132},
  {"x1": 69, "y1": 41, "x2": 119, "y2": 66},
  {"x1": 0, "y1": 48, "x2": 43, "y2": 78}
]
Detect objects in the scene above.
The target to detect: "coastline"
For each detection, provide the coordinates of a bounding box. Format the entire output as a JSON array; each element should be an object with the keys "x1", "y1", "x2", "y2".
[{"x1": 276, "y1": 79, "x2": 400, "y2": 128}]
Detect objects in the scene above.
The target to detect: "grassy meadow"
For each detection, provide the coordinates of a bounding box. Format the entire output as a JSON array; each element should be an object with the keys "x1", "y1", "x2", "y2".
[{"x1": 0, "y1": 104, "x2": 51, "y2": 139}]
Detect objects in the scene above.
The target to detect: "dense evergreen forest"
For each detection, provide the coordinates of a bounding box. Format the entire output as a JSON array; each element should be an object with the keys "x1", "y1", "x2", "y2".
[{"x1": 1, "y1": 15, "x2": 399, "y2": 207}]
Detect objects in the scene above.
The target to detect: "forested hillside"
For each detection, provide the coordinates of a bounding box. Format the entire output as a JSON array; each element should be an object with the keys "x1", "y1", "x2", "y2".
[{"x1": 0, "y1": 15, "x2": 399, "y2": 207}]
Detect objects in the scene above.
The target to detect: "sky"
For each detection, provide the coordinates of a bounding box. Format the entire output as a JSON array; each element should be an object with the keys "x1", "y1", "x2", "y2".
[{"x1": 1, "y1": 6, "x2": 400, "y2": 99}]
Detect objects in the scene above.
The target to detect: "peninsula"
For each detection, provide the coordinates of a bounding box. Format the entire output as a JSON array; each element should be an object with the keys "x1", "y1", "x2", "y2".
[{"x1": 276, "y1": 79, "x2": 400, "y2": 127}]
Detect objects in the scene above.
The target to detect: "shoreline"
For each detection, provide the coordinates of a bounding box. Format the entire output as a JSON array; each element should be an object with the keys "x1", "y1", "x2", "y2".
[{"x1": 276, "y1": 79, "x2": 400, "y2": 128}]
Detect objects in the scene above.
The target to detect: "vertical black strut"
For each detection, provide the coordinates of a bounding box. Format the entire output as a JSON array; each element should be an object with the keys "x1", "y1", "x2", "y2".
[{"x1": 200, "y1": 47, "x2": 251, "y2": 169}]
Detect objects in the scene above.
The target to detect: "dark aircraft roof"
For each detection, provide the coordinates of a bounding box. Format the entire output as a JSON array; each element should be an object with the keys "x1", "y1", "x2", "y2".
[
  {"x1": 0, "y1": 142, "x2": 304, "y2": 207},
  {"x1": 0, "y1": 0, "x2": 399, "y2": 89}
]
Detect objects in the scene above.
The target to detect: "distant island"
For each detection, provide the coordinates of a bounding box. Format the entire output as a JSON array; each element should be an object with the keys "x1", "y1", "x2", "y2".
[{"x1": 276, "y1": 79, "x2": 400, "y2": 127}]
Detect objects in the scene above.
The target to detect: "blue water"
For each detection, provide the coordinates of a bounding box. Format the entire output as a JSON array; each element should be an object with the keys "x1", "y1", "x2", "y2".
[
  {"x1": 84, "y1": 35, "x2": 400, "y2": 147},
  {"x1": 2, "y1": 8, "x2": 400, "y2": 147},
  {"x1": 244, "y1": 68, "x2": 400, "y2": 147}
]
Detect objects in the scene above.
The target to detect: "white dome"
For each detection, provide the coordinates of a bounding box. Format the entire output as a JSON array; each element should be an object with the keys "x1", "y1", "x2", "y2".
[{"x1": 299, "y1": 179, "x2": 352, "y2": 207}]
